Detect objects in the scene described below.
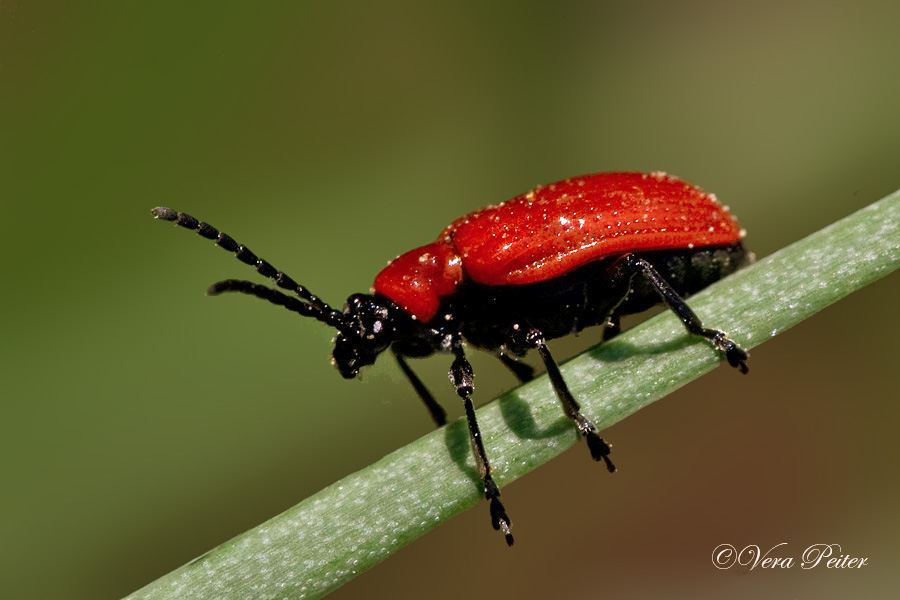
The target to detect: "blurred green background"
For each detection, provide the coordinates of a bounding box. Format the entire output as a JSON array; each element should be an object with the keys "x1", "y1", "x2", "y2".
[{"x1": 2, "y1": 1, "x2": 898, "y2": 598}]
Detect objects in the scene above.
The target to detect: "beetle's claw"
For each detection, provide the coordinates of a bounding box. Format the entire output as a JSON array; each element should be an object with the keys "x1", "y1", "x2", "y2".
[
  {"x1": 586, "y1": 432, "x2": 616, "y2": 472},
  {"x1": 489, "y1": 496, "x2": 514, "y2": 546}
]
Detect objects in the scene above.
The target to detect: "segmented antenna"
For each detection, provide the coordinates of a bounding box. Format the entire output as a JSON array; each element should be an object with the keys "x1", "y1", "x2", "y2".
[
  {"x1": 151, "y1": 207, "x2": 347, "y2": 330},
  {"x1": 207, "y1": 279, "x2": 348, "y2": 330}
]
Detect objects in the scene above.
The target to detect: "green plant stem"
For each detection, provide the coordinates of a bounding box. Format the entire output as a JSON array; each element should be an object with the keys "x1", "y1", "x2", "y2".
[{"x1": 127, "y1": 190, "x2": 899, "y2": 600}]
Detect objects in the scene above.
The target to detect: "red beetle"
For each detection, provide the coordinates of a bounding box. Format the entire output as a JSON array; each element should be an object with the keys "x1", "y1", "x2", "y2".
[{"x1": 152, "y1": 171, "x2": 750, "y2": 545}]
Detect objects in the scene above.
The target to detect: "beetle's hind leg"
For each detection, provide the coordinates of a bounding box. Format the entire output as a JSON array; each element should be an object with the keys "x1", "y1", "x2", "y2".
[
  {"x1": 516, "y1": 328, "x2": 616, "y2": 473},
  {"x1": 624, "y1": 255, "x2": 749, "y2": 374}
]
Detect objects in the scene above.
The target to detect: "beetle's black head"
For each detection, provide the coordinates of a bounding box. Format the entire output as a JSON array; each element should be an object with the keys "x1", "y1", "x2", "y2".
[{"x1": 332, "y1": 294, "x2": 397, "y2": 378}]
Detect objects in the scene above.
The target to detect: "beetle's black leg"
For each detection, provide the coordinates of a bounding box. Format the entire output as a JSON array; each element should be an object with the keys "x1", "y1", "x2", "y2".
[
  {"x1": 624, "y1": 255, "x2": 749, "y2": 374},
  {"x1": 450, "y1": 341, "x2": 513, "y2": 546},
  {"x1": 602, "y1": 315, "x2": 622, "y2": 341},
  {"x1": 522, "y1": 328, "x2": 616, "y2": 472},
  {"x1": 498, "y1": 354, "x2": 535, "y2": 384},
  {"x1": 393, "y1": 351, "x2": 447, "y2": 427}
]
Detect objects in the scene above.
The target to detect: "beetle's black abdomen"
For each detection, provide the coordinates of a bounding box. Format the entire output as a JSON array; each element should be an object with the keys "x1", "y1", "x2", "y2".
[
  {"x1": 615, "y1": 243, "x2": 751, "y2": 316},
  {"x1": 452, "y1": 243, "x2": 750, "y2": 352}
]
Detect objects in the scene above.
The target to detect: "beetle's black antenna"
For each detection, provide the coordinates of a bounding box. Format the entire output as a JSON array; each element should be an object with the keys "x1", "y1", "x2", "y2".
[
  {"x1": 207, "y1": 279, "x2": 348, "y2": 330},
  {"x1": 152, "y1": 207, "x2": 348, "y2": 331}
]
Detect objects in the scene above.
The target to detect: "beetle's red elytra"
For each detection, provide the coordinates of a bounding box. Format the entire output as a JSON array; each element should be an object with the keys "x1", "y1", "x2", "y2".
[
  {"x1": 374, "y1": 172, "x2": 744, "y2": 321},
  {"x1": 152, "y1": 171, "x2": 751, "y2": 546}
]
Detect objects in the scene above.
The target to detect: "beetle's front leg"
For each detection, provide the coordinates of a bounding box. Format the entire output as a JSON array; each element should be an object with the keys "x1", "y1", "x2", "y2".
[
  {"x1": 393, "y1": 350, "x2": 448, "y2": 427},
  {"x1": 449, "y1": 339, "x2": 514, "y2": 546}
]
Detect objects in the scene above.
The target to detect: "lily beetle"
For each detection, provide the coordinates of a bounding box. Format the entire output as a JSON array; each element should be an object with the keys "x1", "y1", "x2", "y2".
[{"x1": 152, "y1": 171, "x2": 750, "y2": 546}]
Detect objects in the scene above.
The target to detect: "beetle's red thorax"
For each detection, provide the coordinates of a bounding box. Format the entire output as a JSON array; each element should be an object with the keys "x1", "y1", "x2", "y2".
[{"x1": 373, "y1": 241, "x2": 464, "y2": 322}]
